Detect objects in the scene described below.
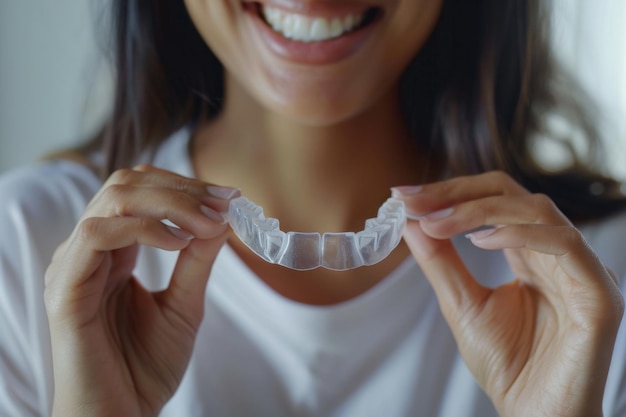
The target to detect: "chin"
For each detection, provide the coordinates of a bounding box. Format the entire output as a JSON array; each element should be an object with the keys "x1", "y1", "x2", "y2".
[
  {"x1": 270, "y1": 98, "x2": 367, "y2": 127},
  {"x1": 256, "y1": 77, "x2": 377, "y2": 127}
]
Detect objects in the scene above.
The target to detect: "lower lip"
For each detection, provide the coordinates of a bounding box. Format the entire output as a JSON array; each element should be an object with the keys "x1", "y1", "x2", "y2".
[{"x1": 245, "y1": 7, "x2": 381, "y2": 65}]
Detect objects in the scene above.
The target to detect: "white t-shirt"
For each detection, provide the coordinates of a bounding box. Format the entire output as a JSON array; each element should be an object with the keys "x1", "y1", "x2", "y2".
[{"x1": 1, "y1": 130, "x2": 625, "y2": 417}]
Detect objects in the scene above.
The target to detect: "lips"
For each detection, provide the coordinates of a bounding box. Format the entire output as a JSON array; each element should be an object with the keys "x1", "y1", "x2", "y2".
[
  {"x1": 243, "y1": 2, "x2": 383, "y2": 65},
  {"x1": 261, "y1": 6, "x2": 366, "y2": 42}
]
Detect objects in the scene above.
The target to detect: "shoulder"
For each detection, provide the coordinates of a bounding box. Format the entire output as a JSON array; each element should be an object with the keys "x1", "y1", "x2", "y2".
[
  {"x1": 0, "y1": 160, "x2": 101, "y2": 263},
  {"x1": 0, "y1": 159, "x2": 101, "y2": 312},
  {"x1": 0, "y1": 159, "x2": 101, "y2": 223}
]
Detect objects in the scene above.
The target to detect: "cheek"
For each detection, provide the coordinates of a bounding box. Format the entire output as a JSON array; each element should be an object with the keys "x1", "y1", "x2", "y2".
[
  {"x1": 384, "y1": 2, "x2": 445, "y2": 67},
  {"x1": 184, "y1": 0, "x2": 444, "y2": 126},
  {"x1": 184, "y1": 0, "x2": 244, "y2": 69}
]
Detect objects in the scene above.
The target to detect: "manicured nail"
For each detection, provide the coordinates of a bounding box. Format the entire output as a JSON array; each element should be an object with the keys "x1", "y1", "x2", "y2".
[
  {"x1": 207, "y1": 186, "x2": 241, "y2": 200},
  {"x1": 201, "y1": 205, "x2": 226, "y2": 223},
  {"x1": 167, "y1": 226, "x2": 194, "y2": 240},
  {"x1": 465, "y1": 228, "x2": 496, "y2": 241},
  {"x1": 423, "y1": 207, "x2": 454, "y2": 221},
  {"x1": 391, "y1": 185, "x2": 423, "y2": 198}
]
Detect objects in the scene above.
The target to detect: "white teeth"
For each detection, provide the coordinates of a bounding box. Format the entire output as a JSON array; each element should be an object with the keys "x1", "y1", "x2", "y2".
[
  {"x1": 309, "y1": 18, "x2": 329, "y2": 41},
  {"x1": 329, "y1": 18, "x2": 343, "y2": 37},
  {"x1": 344, "y1": 15, "x2": 355, "y2": 29},
  {"x1": 261, "y1": 6, "x2": 365, "y2": 42}
]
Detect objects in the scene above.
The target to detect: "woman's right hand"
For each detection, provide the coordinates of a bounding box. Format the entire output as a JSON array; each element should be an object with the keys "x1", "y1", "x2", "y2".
[{"x1": 44, "y1": 165, "x2": 240, "y2": 417}]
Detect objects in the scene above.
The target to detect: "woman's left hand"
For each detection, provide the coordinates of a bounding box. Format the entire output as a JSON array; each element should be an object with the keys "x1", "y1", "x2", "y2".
[{"x1": 392, "y1": 171, "x2": 624, "y2": 417}]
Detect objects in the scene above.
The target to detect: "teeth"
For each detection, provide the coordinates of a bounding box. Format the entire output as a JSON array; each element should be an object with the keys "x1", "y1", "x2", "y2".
[{"x1": 261, "y1": 6, "x2": 364, "y2": 42}]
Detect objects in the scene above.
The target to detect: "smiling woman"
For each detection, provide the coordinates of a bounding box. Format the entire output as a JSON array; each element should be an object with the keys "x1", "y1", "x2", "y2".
[{"x1": 1, "y1": 0, "x2": 626, "y2": 416}]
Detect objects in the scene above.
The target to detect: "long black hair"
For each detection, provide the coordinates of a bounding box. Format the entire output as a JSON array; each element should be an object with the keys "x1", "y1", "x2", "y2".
[{"x1": 99, "y1": 0, "x2": 626, "y2": 222}]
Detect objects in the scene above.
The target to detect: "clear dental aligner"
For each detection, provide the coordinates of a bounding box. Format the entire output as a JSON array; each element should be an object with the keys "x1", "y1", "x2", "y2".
[{"x1": 225, "y1": 196, "x2": 407, "y2": 271}]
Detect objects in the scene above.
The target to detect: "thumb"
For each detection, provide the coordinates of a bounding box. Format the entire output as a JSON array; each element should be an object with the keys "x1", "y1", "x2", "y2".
[
  {"x1": 403, "y1": 220, "x2": 487, "y2": 321},
  {"x1": 159, "y1": 230, "x2": 231, "y2": 330}
]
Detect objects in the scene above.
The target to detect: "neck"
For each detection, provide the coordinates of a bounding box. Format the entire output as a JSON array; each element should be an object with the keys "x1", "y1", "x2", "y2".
[
  {"x1": 191, "y1": 75, "x2": 432, "y2": 305},
  {"x1": 192, "y1": 75, "x2": 427, "y2": 234}
]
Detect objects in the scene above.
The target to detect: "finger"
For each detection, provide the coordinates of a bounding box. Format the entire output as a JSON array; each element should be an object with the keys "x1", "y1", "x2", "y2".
[
  {"x1": 417, "y1": 193, "x2": 570, "y2": 240},
  {"x1": 95, "y1": 166, "x2": 240, "y2": 209},
  {"x1": 403, "y1": 220, "x2": 488, "y2": 321},
  {"x1": 50, "y1": 239, "x2": 70, "y2": 264},
  {"x1": 466, "y1": 224, "x2": 617, "y2": 292},
  {"x1": 134, "y1": 164, "x2": 241, "y2": 199},
  {"x1": 84, "y1": 184, "x2": 229, "y2": 239},
  {"x1": 392, "y1": 171, "x2": 528, "y2": 217},
  {"x1": 157, "y1": 230, "x2": 230, "y2": 333},
  {"x1": 49, "y1": 217, "x2": 194, "y2": 290}
]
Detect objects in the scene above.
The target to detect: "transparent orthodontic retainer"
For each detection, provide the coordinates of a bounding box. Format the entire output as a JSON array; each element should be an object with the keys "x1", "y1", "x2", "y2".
[{"x1": 224, "y1": 196, "x2": 407, "y2": 271}]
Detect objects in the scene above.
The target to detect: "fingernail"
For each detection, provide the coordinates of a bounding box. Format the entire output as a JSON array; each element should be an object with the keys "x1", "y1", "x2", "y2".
[
  {"x1": 465, "y1": 228, "x2": 496, "y2": 241},
  {"x1": 391, "y1": 185, "x2": 423, "y2": 198},
  {"x1": 207, "y1": 186, "x2": 241, "y2": 200},
  {"x1": 201, "y1": 205, "x2": 226, "y2": 224},
  {"x1": 167, "y1": 226, "x2": 194, "y2": 240},
  {"x1": 423, "y1": 207, "x2": 454, "y2": 221}
]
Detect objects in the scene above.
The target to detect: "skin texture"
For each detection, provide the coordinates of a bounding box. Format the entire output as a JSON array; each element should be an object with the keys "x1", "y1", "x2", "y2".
[
  {"x1": 394, "y1": 172, "x2": 623, "y2": 417},
  {"x1": 45, "y1": 166, "x2": 239, "y2": 416},
  {"x1": 43, "y1": 1, "x2": 623, "y2": 416}
]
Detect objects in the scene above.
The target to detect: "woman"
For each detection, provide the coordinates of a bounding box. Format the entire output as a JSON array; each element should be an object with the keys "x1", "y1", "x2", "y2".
[{"x1": 0, "y1": 0, "x2": 625, "y2": 416}]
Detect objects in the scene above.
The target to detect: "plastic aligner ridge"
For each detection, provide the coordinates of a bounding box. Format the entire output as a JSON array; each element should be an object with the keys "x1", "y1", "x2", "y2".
[{"x1": 224, "y1": 196, "x2": 407, "y2": 271}]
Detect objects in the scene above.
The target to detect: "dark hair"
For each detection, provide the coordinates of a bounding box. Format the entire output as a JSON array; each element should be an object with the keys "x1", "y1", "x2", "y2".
[{"x1": 101, "y1": 0, "x2": 625, "y2": 222}]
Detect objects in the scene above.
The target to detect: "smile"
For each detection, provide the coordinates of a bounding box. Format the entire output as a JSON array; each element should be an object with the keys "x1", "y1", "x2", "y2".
[
  {"x1": 249, "y1": 2, "x2": 381, "y2": 44},
  {"x1": 262, "y1": 6, "x2": 367, "y2": 42},
  {"x1": 243, "y1": 2, "x2": 383, "y2": 65}
]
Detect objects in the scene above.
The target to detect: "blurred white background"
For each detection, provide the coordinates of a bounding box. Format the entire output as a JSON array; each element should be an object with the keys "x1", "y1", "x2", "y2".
[
  {"x1": 0, "y1": 0, "x2": 625, "y2": 178},
  {"x1": 549, "y1": 0, "x2": 626, "y2": 180},
  {"x1": 0, "y1": 0, "x2": 112, "y2": 174}
]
